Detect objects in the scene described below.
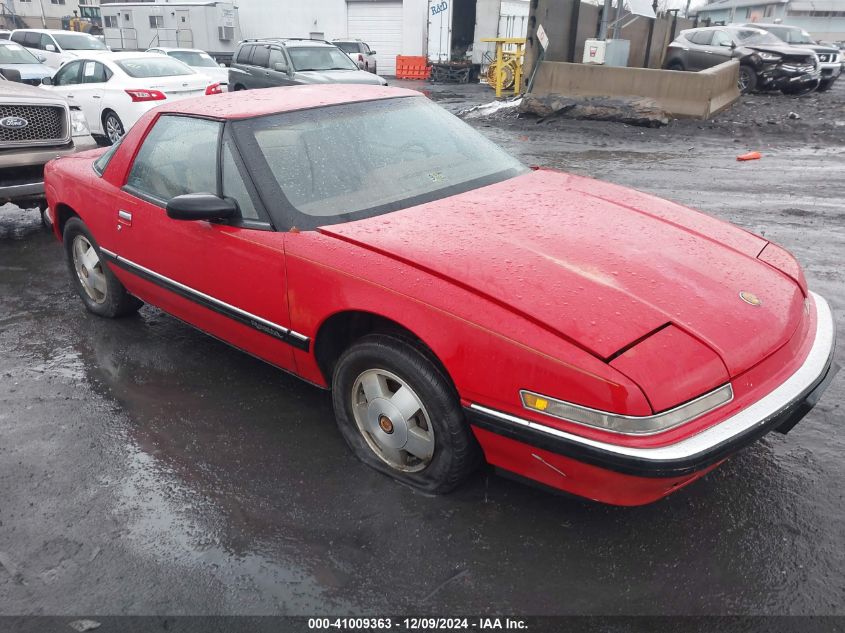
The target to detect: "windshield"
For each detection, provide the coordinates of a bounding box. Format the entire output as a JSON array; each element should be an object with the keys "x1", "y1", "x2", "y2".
[
  {"x1": 767, "y1": 27, "x2": 814, "y2": 44},
  {"x1": 334, "y1": 42, "x2": 359, "y2": 54},
  {"x1": 116, "y1": 57, "x2": 194, "y2": 77},
  {"x1": 169, "y1": 50, "x2": 218, "y2": 68},
  {"x1": 53, "y1": 32, "x2": 108, "y2": 51},
  {"x1": 737, "y1": 30, "x2": 785, "y2": 45},
  {"x1": 0, "y1": 42, "x2": 39, "y2": 64},
  {"x1": 287, "y1": 46, "x2": 358, "y2": 71},
  {"x1": 233, "y1": 96, "x2": 528, "y2": 229}
]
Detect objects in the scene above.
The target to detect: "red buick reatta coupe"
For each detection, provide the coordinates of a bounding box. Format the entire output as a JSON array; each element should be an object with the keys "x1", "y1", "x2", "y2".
[{"x1": 44, "y1": 85, "x2": 837, "y2": 505}]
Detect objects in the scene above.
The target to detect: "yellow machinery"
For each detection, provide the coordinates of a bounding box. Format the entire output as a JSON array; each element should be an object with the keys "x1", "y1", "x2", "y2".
[{"x1": 481, "y1": 37, "x2": 526, "y2": 98}]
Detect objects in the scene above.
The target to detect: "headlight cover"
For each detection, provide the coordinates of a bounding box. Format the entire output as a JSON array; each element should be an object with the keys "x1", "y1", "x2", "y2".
[
  {"x1": 521, "y1": 384, "x2": 734, "y2": 435},
  {"x1": 70, "y1": 109, "x2": 90, "y2": 137}
]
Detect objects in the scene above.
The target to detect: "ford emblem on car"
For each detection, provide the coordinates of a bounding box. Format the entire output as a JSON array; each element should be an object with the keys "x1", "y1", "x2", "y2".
[{"x1": 0, "y1": 116, "x2": 29, "y2": 129}]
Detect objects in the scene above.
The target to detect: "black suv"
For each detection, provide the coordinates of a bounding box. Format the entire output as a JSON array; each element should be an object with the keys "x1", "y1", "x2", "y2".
[
  {"x1": 740, "y1": 23, "x2": 840, "y2": 91},
  {"x1": 665, "y1": 26, "x2": 819, "y2": 94},
  {"x1": 228, "y1": 38, "x2": 387, "y2": 91}
]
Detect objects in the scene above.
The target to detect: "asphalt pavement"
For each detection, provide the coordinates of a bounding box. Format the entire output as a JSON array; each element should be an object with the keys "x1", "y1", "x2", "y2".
[{"x1": 1, "y1": 81, "x2": 843, "y2": 620}]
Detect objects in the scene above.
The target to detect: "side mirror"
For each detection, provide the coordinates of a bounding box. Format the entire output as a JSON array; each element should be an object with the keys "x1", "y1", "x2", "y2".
[
  {"x1": 35, "y1": 52, "x2": 47, "y2": 62},
  {"x1": 40, "y1": 75, "x2": 52, "y2": 85},
  {"x1": 1, "y1": 68, "x2": 21, "y2": 82},
  {"x1": 272, "y1": 62, "x2": 288, "y2": 73},
  {"x1": 219, "y1": 62, "x2": 226, "y2": 67},
  {"x1": 730, "y1": 41, "x2": 737, "y2": 49},
  {"x1": 369, "y1": 50, "x2": 377, "y2": 55},
  {"x1": 166, "y1": 193, "x2": 238, "y2": 221},
  {"x1": 45, "y1": 44, "x2": 56, "y2": 52}
]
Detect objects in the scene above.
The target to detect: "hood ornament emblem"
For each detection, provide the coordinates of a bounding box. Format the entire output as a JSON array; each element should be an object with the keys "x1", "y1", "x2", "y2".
[{"x1": 739, "y1": 291, "x2": 762, "y2": 306}]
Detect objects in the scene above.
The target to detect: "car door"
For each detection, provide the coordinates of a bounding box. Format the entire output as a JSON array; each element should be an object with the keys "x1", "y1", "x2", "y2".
[
  {"x1": 267, "y1": 46, "x2": 294, "y2": 86},
  {"x1": 703, "y1": 30, "x2": 735, "y2": 66},
  {"x1": 249, "y1": 43, "x2": 272, "y2": 88},
  {"x1": 66, "y1": 59, "x2": 108, "y2": 134},
  {"x1": 687, "y1": 30, "x2": 715, "y2": 70},
  {"x1": 39, "y1": 33, "x2": 63, "y2": 68},
  {"x1": 107, "y1": 114, "x2": 297, "y2": 372},
  {"x1": 363, "y1": 43, "x2": 377, "y2": 72},
  {"x1": 46, "y1": 60, "x2": 84, "y2": 104}
]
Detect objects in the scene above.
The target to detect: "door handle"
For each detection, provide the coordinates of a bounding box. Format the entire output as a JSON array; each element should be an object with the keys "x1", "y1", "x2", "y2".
[
  {"x1": 66, "y1": 94, "x2": 74, "y2": 98},
  {"x1": 93, "y1": 95, "x2": 101, "y2": 99},
  {"x1": 118, "y1": 209, "x2": 132, "y2": 228}
]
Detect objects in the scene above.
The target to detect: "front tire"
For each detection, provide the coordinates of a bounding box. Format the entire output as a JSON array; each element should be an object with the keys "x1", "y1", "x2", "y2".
[
  {"x1": 332, "y1": 334, "x2": 481, "y2": 494},
  {"x1": 738, "y1": 65, "x2": 757, "y2": 93},
  {"x1": 817, "y1": 78, "x2": 836, "y2": 92},
  {"x1": 64, "y1": 217, "x2": 142, "y2": 318},
  {"x1": 103, "y1": 111, "x2": 125, "y2": 145}
]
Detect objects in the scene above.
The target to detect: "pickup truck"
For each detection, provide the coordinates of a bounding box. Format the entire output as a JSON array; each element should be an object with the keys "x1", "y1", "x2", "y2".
[{"x1": 1, "y1": 70, "x2": 97, "y2": 224}]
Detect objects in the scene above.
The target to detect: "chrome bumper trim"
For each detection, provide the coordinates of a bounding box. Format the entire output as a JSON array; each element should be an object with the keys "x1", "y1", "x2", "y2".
[{"x1": 470, "y1": 292, "x2": 835, "y2": 463}]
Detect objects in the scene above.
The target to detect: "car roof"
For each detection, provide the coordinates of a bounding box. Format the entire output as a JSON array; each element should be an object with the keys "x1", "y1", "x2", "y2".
[
  {"x1": 11, "y1": 29, "x2": 96, "y2": 35},
  {"x1": 149, "y1": 47, "x2": 206, "y2": 53},
  {"x1": 238, "y1": 38, "x2": 335, "y2": 48},
  {"x1": 153, "y1": 84, "x2": 419, "y2": 120},
  {"x1": 742, "y1": 22, "x2": 799, "y2": 29}
]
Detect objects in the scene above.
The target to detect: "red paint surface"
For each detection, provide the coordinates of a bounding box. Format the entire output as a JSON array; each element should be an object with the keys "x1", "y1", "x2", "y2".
[{"x1": 43, "y1": 87, "x2": 816, "y2": 504}]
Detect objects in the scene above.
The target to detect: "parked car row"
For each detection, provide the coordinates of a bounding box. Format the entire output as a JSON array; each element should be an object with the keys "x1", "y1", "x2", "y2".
[
  {"x1": 665, "y1": 24, "x2": 840, "y2": 94},
  {"x1": 1, "y1": 30, "x2": 387, "y2": 218},
  {"x1": 228, "y1": 38, "x2": 387, "y2": 91}
]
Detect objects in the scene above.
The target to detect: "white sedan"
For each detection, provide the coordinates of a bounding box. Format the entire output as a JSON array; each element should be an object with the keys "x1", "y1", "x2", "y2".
[
  {"x1": 40, "y1": 52, "x2": 223, "y2": 144},
  {"x1": 146, "y1": 47, "x2": 229, "y2": 87}
]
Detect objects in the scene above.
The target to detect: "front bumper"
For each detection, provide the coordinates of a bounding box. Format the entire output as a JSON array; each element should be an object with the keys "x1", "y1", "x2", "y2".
[
  {"x1": 466, "y1": 292, "x2": 836, "y2": 498},
  {"x1": 0, "y1": 135, "x2": 97, "y2": 205},
  {"x1": 820, "y1": 63, "x2": 841, "y2": 79}
]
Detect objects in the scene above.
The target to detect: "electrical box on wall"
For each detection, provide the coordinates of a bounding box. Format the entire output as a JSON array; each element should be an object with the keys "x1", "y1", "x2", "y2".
[
  {"x1": 582, "y1": 38, "x2": 630, "y2": 66},
  {"x1": 583, "y1": 38, "x2": 606, "y2": 64}
]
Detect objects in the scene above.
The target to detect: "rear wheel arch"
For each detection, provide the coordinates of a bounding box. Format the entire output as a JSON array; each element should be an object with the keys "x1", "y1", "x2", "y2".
[{"x1": 314, "y1": 310, "x2": 457, "y2": 397}]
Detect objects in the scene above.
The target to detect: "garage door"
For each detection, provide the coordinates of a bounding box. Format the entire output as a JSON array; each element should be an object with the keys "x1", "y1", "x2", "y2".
[{"x1": 346, "y1": 1, "x2": 403, "y2": 76}]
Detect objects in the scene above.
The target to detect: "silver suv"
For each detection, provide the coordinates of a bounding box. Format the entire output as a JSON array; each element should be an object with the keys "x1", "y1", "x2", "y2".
[
  {"x1": 0, "y1": 73, "x2": 97, "y2": 220},
  {"x1": 228, "y1": 38, "x2": 387, "y2": 91}
]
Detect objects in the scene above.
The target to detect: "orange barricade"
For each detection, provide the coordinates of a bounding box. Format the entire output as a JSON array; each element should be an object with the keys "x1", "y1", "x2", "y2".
[{"x1": 395, "y1": 55, "x2": 431, "y2": 80}]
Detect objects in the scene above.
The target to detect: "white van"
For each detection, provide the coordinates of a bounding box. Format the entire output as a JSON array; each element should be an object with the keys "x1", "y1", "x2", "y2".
[{"x1": 9, "y1": 29, "x2": 108, "y2": 68}]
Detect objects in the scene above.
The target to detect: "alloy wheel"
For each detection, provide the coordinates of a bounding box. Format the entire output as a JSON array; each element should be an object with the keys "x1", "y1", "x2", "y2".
[
  {"x1": 72, "y1": 235, "x2": 107, "y2": 304},
  {"x1": 105, "y1": 115, "x2": 124, "y2": 144},
  {"x1": 350, "y1": 368, "x2": 435, "y2": 472}
]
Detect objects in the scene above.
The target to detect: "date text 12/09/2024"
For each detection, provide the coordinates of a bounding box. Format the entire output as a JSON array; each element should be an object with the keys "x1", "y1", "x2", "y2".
[{"x1": 307, "y1": 618, "x2": 528, "y2": 630}]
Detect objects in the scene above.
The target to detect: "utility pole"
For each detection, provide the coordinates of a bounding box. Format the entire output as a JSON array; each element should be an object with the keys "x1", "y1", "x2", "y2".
[{"x1": 599, "y1": 0, "x2": 613, "y2": 40}]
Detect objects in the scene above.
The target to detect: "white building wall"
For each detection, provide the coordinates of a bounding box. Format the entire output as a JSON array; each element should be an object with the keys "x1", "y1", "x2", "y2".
[{"x1": 238, "y1": 0, "x2": 428, "y2": 56}]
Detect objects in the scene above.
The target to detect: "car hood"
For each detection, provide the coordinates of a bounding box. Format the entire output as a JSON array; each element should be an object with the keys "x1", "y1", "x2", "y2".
[
  {"x1": 801, "y1": 43, "x2": 839, "y2": 54},
  {"x1": 745, "y1": 43, "x2": 815, "y2": 58},
  {"x1": 293, "y1": 69, "x2": 385, "y2": 85},
  {"x1": 0, "y1": 62, "x2": 52, "y2": 79},
  {"x1": 320, "y1": 170, "x2": 805, "y2": 377},
  {"x1": 0, "y1": 77, "x2": 68, "y2": 102}
]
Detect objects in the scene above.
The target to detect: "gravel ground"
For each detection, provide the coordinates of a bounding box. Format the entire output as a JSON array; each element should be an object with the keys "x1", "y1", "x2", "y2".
[{"x1": 0, "y1": 80, "x2": 843, "y2": 624}]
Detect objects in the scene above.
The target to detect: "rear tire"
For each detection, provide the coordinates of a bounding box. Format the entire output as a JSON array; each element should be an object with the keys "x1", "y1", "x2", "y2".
[
  {"x1": 738, "y1": 65, "x2": 757, "y2": 93},
  {"x1": 666, "y1": 61, "x2": 685, "y2": 71},
  {"x1": 102, "y1": 111, "x2": 125, "y2": 145},
  {"x1": 234, "y1": 84, "x2": 246, "y2": 91},
  {"x1": 332, "y1": 334, "x2": 481, "y2": 494},
  {"x1": 63, "y1": 217, "x2": 142, "y2": 318}
]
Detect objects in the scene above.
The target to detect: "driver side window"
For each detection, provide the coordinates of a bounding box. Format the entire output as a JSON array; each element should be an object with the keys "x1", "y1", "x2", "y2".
[
  {"x1": 54, "y1": 61, "x2": 82, "y2": 86},
  {"x1": 126, "y1": 115, "x2": 221, "y2": 204},
  {"x1": 712, "y1": 31, "x2": 733, "y2": 47}
]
